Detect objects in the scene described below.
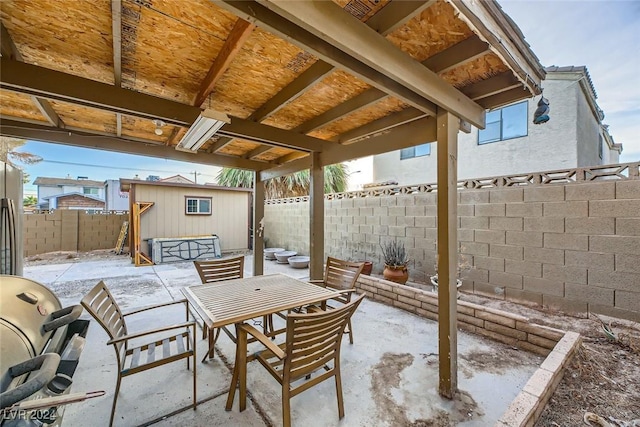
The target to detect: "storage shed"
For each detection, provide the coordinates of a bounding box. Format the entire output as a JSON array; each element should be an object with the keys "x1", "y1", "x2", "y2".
[{"x1": 120, "y1": 179, "x2": 251, "y2": 263}]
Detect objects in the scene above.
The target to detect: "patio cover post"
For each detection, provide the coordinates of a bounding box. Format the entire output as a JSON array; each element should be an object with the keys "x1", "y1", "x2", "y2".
[
  {"x1": 436, "y1": 108, "x2": 459, "y2": 398},
  {"x1": 309, "y1": 152, "x2": 324, "y2": 280},
  {"x1": 253, "y1": 172, "x2": 265, "y2": 276}
]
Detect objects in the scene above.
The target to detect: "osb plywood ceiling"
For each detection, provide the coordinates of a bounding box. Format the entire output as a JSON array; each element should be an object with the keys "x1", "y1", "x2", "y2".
[{"x1": 0, "y1": 0, "x2": 544, "y2": 174}]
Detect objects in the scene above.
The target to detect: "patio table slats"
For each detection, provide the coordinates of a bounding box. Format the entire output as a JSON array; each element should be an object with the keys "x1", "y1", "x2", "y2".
[{"x1": 182, "y1": 274, "x2": 342, "y2": 330}]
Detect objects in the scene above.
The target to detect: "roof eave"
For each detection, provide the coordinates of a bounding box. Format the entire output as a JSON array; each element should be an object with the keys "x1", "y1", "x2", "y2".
[{"x1": 449, "y1": 0, "x2": 545, "y2": 98}]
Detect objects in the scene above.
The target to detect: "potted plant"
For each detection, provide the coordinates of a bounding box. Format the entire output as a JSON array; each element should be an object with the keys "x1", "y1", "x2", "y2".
[{"x1": 380, "y1": 240, "x2": 409, "y2": 284}]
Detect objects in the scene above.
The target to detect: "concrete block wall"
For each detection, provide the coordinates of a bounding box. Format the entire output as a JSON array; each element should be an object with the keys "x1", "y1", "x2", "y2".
[
  {"x1": 264, "y1": 179, "x2": 640, "y2": 322},
  {"x1": 24, "y1": 212, "x2": 128, "y2": 256},
  {"x1": 264, "y1": 201, "x2": 309, "y2": 256}
]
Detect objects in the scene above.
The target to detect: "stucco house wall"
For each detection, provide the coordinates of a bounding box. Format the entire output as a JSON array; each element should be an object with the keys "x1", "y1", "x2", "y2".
[{"x1": 372, "y1": 67, "x2": 621, "y2": 186}]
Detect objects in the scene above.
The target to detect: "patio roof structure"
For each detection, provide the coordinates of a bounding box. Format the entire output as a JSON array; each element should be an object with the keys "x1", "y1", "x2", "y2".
[{"x1": 0, "y1": 0, "x2": 544, "y2": 398}]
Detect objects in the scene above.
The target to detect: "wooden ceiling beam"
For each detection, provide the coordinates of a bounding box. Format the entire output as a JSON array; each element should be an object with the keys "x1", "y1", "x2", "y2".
[
  {"x1": 249, "y1": 0, "x2": 484, "y2": 127},
  {"x1": 462, "y1": 71, "x2": 523, "y2": 101},
  {"x1": 216, "y1": 1, "x2": 438, "y2": 118},
  {"x1": 244, "y1": 145, "x2": 274, "y2": 159},
  {"x1": 193, "y1": 19, "x2": 255, "y2": 107},
  {"x1": 0, "y1": 118, "x2": 269, "y2": 171},
  {"x1": 218, "y1": 118, "x2": 331, "y2": 152},
  {"x1": 207, "y1": 136, "x2": 234, "y2": 153},
  {"x1": 476, "y1": 87, "x2": 531, "y2": 110},
  {"x1": 248, "y1": 0, "x2": 434, "y2": 124},
  {"x1": 0, "y1": 23, "x2": 64, "y2": 128},
  {"x1": 259, "y1": 116, "x2": 438, "y2": 180},
  {"x1": 273, "y1": 151, "x2": 308, "y2": 164},
  {"x1": 365, "y1": 0, "x2": 437, "y2": 36},
  {"x1": 111, "y1": 0, "x2": 123, "y2": 136},
  {"x1": 293, "y1": 35, "x2": 490, "y2": 136},
  {"x1": 293, "y1": 88, "x2": 387, "y2": 134},
  {"x1": 0, "y1": 59, "x2": 330, "y2": 152},
  {"x1": 422, "y1": 34, "x2": 489, "y2": 74},
  {"x1": 332, "y1": 108, "x2": 427, "y2": 144},
  {"x1": 259, "y1": 156, "x2": 311, "y2": 181},
  {"x1": 321, "y1": 116, "x2": 437, "y2": 167}
]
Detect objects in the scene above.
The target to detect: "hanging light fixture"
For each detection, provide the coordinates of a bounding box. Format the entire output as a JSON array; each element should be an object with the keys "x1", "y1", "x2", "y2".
[
  {"x1": 533, "y1": 91, "x2": 550, "y2": 125},
  {"x1": 152, "y1": 119, "x2": 166, "y2": 135}
]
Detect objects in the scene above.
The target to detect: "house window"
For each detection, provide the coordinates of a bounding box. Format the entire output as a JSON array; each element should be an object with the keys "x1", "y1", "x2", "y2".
[
  {"x1": 400, "y1": 143, "x2": 431, "y2": 159},
  {"x1": 185, "y1": 196, "x2": 212, "y2": 215},
  {"x1": 478, "y1": 101, "x2": 528, "y2": 144},
  {"x1": 83, "y1": 187, "x2": 99, "y2": 195}
]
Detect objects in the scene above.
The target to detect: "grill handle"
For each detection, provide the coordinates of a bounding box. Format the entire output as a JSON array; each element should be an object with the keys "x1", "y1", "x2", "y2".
[
  {"x1": 0, "y1": 353, "x2": 61, "y2": 409},
  {"x1": 42, "y1": 305, "x2": 83, "y2": 333}
]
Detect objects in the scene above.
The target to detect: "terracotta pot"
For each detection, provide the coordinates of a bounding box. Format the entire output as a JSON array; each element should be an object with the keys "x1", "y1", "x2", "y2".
[
  {"x1": 359, "y1": 261, "x2": 373, "y2": 275},
  {"x1": 383, "y1": 264, "x2": 408, "y2": 284}
]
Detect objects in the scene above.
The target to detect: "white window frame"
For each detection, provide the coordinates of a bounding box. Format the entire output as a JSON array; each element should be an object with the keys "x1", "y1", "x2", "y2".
[{"x1": 185, "y1": 196, "x2": 212, "y2": 215}]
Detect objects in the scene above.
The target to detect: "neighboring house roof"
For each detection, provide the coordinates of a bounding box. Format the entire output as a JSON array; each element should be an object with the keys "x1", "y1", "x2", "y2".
[
  {"x1": 160, "y1": 174, "x2": 195, "y2": 184},
  {"x1": 545, "y1": 65, "x2": 597, "y2": 99},
  {"x1": 33, "y1": 177, "x2": 104, "y2": 187},
  {"x1": 42, "y1": 192, "x2": 105, "y2": 203}
]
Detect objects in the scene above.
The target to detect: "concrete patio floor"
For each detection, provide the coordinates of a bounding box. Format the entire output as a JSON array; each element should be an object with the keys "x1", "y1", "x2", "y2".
[{"x1": 24, "y1": 255, "x2": 544, "y2": 427}]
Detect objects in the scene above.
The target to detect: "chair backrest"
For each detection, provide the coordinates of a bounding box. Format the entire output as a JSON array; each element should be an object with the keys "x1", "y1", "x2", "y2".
[
  {"x1": 194, "y1": 256, "x2": 244, "y2": 284},
  {"x1": 323, "y1": 257, "x2": 364, "y2": 291},
  {"x1": 81, "y1": 281, "x2": 127, "y2": 360},
  {"x1": 283, "y1": 292, "x2": 365, "y2": 381}
]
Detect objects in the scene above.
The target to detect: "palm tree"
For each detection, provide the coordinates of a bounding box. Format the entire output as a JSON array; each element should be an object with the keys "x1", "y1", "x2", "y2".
[
  {"x1": 0, "y1": 137, "x2": 42, "y2": 183},
  {"x1": 217, "y1": 164, "x2": 349, "y2": 199}
]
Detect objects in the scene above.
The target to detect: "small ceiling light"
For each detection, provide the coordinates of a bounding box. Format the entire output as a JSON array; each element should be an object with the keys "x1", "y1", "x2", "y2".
[{"x1": 152, "y1": 119, "x2": 166, "y2": 136}]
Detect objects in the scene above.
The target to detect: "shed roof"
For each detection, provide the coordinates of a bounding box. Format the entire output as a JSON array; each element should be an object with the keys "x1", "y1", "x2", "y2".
[
  {"x1": 1, "y1": 0, "x2": 544, "y2": 177},
  {"x1": 119, "y1": 178, "x2": 252, "y2": 193}
]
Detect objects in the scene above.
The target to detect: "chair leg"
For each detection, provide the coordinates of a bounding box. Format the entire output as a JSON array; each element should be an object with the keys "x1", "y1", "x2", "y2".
[
  {"x1": 346, "y1": 319, "x2": 354, "y2": 344},
  {"x1": 109, "y1": 374, "x2": 123, "y2": 427},
  {"x1": 192, "y1": 344, "x2": 197, "y2": 409},
  {"x1": 335, "y1": 366, "x2": 345, "y2": 419},
  {"x1": 282, "y1": 384, "x2": 291, "y2": 427}
]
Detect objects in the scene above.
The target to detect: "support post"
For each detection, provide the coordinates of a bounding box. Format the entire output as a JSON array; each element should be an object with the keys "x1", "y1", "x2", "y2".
[
  {"x1": 309, "y1": 152, "x2": 324, "y2": 280},
  {"x1": 436, "y1": 108, "x2": 459, "y2": 398},
  {"x1": 253, "y1": 172, "x2": 265, "y2": 276}
]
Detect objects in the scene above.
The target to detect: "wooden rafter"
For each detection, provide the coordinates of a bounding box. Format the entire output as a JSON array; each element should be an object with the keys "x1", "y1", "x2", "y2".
[
  {"x1": 332, "y1": 108, "x2": 427, "y2": 144},
  {"x1": 244, "y1": 145, "x2": 273, "y2": 159},
  {"x1": 216, "y1": 1, "x2": 438, "y2": 117},
  {"x1": 228, "y1": 0, "x2": 435, "y2": 157},
  {"x1": 292, "y1": 36, "x2": 489, "y2": 137},
  {"x1": 111, "y1": 0, "x2": 122, "y2": 136},
  {"x1": 194, "y1": 19, "x2": 255, "y2": 107},
  {"x1": 0, "y1": 22, "x2": 63, "y2": 128},
  {"x1": 243, "y1": 0, "x2": 484, "y2": 126},
  {"x1": 169, "y1": 18, "x2": 254, "y2": 148}
]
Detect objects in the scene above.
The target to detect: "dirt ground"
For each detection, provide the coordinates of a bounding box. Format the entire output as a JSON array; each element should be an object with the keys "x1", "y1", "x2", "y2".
[{"x1": 25, "y1": 250, "x2": 640, "y2": 425}]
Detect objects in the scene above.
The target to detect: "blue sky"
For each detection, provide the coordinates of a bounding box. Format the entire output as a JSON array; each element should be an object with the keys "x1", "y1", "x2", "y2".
[{"x1": 16, "y1": 0, "x2": 640, "y2": 196}]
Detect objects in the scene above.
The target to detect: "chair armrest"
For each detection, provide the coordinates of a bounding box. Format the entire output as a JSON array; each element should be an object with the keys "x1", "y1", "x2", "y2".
[
  {"x1": 107, "y1": 321, "x2": 195, "y2": 345},
  {"x1": 238, "y1": 323, "x2": 285, "y2": 359},
  {"x1": 123, "y1": 299, "x2": 189, "y2": 316}
]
